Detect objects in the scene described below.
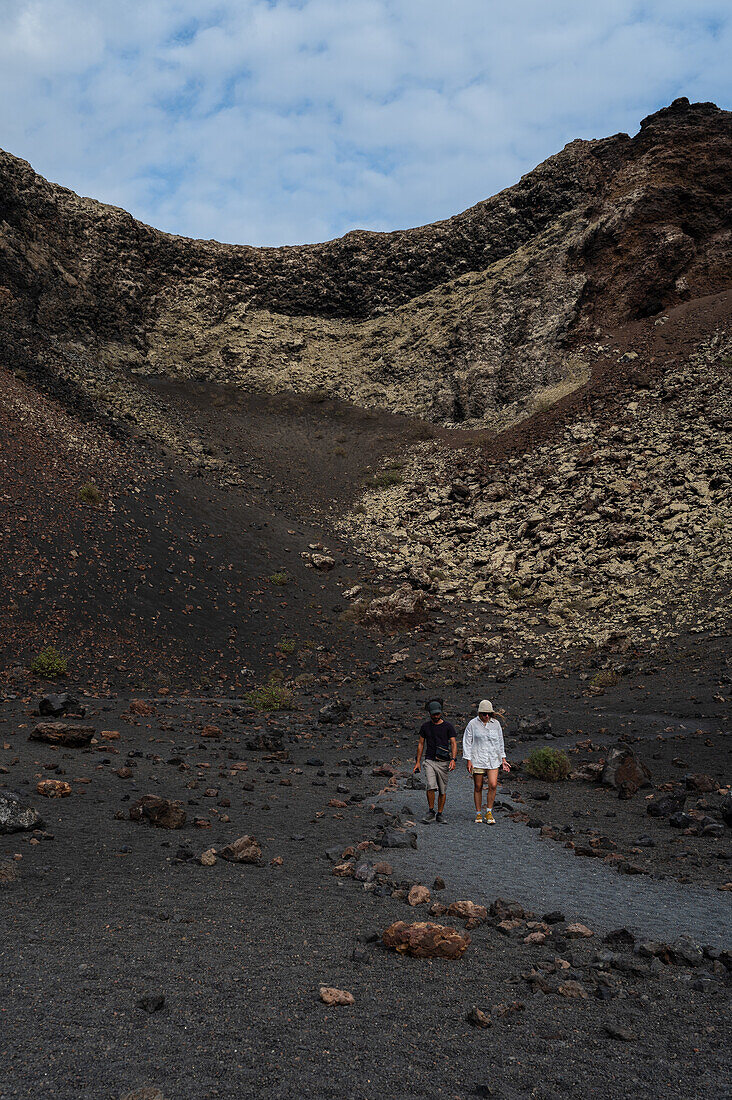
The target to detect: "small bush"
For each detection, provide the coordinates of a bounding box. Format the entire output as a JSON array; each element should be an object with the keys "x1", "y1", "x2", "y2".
[
  {"x1": 268, "y1": 572, "x2": 289, "y2": 586},
  {"x1": 590, "y1": 669, "x2": 619, "y2": 690},
  {"x1": 277, "y1": 637, "x2": 296, "y2": 654},
  {"x1": 243, "y1": 676, "x2": 292, "y2": 710},
  {"x1": 524, "y1": 747, "x2": 570, "y2": 781},
  {"x1": 79, "y1": 482, "x2": 103, "y2": 506},
  {"x1": 367, "y1": 468, "x2": 403, "y2": 489},
  {"x1": 30, "y1": 646, "x2": 68, "y2": 678}
]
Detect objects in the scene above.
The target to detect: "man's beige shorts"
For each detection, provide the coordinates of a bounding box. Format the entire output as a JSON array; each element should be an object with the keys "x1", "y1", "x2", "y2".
[{"x1": 422, "y1": 759, "x2": 450, "y2": 796}]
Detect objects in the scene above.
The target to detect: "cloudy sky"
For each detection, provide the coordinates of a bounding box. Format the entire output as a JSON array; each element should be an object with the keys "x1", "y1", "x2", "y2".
[{"x1": 1, "y1": 1, "x2": 730, "y2": 245}]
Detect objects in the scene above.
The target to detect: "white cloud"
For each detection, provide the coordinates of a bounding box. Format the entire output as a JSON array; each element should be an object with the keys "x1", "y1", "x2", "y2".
[{"x1": 0, "y1": 0, "x2": 729, "y2": 245}]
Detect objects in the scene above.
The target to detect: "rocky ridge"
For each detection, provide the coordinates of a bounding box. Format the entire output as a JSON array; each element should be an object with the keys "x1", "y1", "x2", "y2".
[{"x1": 1, "y1": 98, "x2": 730, "y2": 430}]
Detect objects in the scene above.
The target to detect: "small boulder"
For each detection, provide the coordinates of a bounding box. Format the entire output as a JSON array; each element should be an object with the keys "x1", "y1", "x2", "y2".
[
  {"x1": 408, "y1": 885, "x2": 431, "y2": 907},
  {"x1": 447, "y1": 900, "x2": 488, "y2": 923},
  {"x1": 36, "y1": 780, "x2": 71, "y2": 798},
  {"x1": 646, "y1": 790, "x2": 686, "y2": 817},
  {"x1": 128, "y1": 699, "x2": 155, "y2": 717},
  {"x1": 565, "y1": 923, "x2": 594, "y2": 938},
  {"x1": 601, "y1": 746, "x2": 651, "y2": 798},
  {"x1": 490, "y1": 898, "x2": 525, "y2": 921},
  {"x1": 319, "y1": 986, "x2": 354, "y2": 1006},
  {"x1": 29, "y1": 722, "x2": 95, "y2": 747},
  {"x1": 524, "y1": 932, "x2": 547, "y2": 945},
  {"x1": 517, "y1": 713, "x2": 552, "y2": 738},
  {"x1": 684, "y1": 773, "x2": 718, "y2": 793},
  {"x1": 381, "y1": 829, "x2": 417, "y2": 849},
  {"x1": 220, "y1": 835, "x2": 262, "y2": 864},
  {"x1": 38, "y1": 693, "x2": 83, "y2": 718},
  {"x1": 199, "y1": 725, "x2": 222, "y2": 739},
  {"x1": 363, "y1": 585, "x2": 429, "y2": 632},
  {"x1": 129, "y1": 795, "x2": 186, "y2": 829},
  {"x1": 557, "y1": 980, "x2": 587, "y2": 998},
  {"x1": 382, "y1": 921, "x2": 470, "y2": 959},
  {"x1": 466, "y1": 1006, "x2": 491, "y2": 1028},
  {"x1": 721, "y1": 793, "x2": 732, "y2": 827},
  {"x1": 0, "y1": 789, "x2": 43, "y2": 833},
  {"x1": 246, "y1": 732, "x2": 284, "y2": 751},
  {"x1": 318, "y1": 700, "x2": 352, "y2": 725}
]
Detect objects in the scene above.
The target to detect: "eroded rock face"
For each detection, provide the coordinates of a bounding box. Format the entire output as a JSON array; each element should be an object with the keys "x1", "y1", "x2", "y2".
[{"x1": 382, "y1": 921, "x2": 471, "y2": 958}]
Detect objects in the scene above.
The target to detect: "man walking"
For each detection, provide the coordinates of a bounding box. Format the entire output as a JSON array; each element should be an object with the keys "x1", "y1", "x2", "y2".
[{"x1": 413, "y1": 699, "x2": 458, "y2": 824}]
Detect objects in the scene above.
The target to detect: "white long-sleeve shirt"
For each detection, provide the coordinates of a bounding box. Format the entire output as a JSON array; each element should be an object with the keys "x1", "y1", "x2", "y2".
[{"x1": 462, "y1": 716, "x2": 505, "y2": 770}]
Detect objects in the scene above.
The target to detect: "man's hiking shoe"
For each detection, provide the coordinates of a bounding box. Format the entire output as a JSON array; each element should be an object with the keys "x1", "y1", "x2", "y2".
[
  {"x1": 484, "y1": 810, "x2": 496, "y2": 825},
  {"x1": 423, "y1": 809, "x2": 436, "y2": 824},
  {"x1": 435, "y1": 813, "x2": 445, "y2": 824},
  {"x1": 474, "y1": 812, "x2": 483, "y2": 824}
]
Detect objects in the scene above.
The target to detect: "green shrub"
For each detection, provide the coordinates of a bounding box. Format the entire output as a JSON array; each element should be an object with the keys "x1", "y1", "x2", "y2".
[
  {"x1": 367, "y1": 468, "x2": 403, "y2": 489},
  {"x1": 30, "y1": 646, "x2": 68, "y2": 678},
  {"x1": 268, "y1": 572, "x2": 289, "y2": 586},
  {"x1": 79, "y1": 482, "x2": 103, "y2": 506},
  {"x1": 277, "y1": 637, "x2": 296, "y2": 654},
  {"x1": 590, "y1": 669, "x2": 619, "y2": 690},
  {"x1": 524, "y1": 747, "x2": 570, "y2": 781},
  {"x1": 243, "y1": 676, "x2": 292, "y2": 710}
]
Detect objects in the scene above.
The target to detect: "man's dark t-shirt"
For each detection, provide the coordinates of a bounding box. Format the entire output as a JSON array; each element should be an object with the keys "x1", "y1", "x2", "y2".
[{"x1": 419, "y1": 719, "x2": 457, "y2": 760}]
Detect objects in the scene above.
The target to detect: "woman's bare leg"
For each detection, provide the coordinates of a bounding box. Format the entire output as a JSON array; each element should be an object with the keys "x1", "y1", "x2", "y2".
[
  {"x1": 485, "y1": 768, "x2": 499, "y2": 809},
  {"x1": 473, "y1": 773, "x2": 484, "y2": 812}
]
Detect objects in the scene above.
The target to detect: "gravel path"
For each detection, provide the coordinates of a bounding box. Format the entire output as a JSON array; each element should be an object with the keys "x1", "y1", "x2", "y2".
[{"x1": 378, "y1": 776, "x2": 732, "y2": 949}]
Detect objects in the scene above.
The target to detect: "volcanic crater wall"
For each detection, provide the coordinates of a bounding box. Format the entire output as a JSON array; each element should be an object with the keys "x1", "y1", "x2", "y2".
[{"x1": 0, "y1": 97, "x2": 730, "y2": 426}]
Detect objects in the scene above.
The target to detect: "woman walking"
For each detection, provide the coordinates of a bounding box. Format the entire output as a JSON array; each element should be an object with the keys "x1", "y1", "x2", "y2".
[{"x1": 463, "y1": 700, "x2": 510, "y2": 824}]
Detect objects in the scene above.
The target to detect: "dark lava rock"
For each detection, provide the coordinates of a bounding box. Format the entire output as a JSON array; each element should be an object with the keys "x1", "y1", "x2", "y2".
[
  {"x1": 517, "y1": 712, "x2": 552, "y2": 738},
  {"x1": 29, "y1": 721, "x2": 95, "y2": 747},
  {"x1": 466, "y1": 1005, "x2": 491, "y2": 1028},
  {"x1": 604, "y1": 1024, "x2": 635, "y2": 1041},
  {"x1": 668, "y1": 811, "x2": 694, "y2": 829},
  {"x1": 603, "y1": 928, "x2": 635, "y2": 948},
  {"x1": 318, "y1": 700, "x2": 352, "y2": 724},
  {"x1": 245, "y1": 732, "x2": 283, "y2": 751},
  {"x1": 305, "y1": 757, "x2": 325, "y2": 767},
  {"x1": 381, "y1": 830, "x2": 418, "y2": 849},
  {"x1": 601, "y1": 746, "x2": 651, "y2": 798},
  {"x1": 490, "y1": 898, "x2": 525, "y2": 920},
  {"x1": 685, "y1": 773, "x2": 718, "y2": 793},
  {"x1": 720, "y1": 792, "x2": 732, "y2": 828},
  {"x1": 646, "y1": 790, "x2": 686, "y2": 817},
  {"x1": 0, "y1": 789, "x2": 44, "y2": 834},
  {"x1": 129, "y1": 795, "x2": 186, "y2": 829},
  {"x1": 38, "y1": 693, "x2": 84, "y2": 717},
  {"x1": 137, "y1": 993, "x2": 165, "y2": 1013},
  {"x1": 671, "y1": 935, "x2": 704, "y2": 967},
  {"x1": 542, "y1": 911, "x2": 565, "y2": 924}
]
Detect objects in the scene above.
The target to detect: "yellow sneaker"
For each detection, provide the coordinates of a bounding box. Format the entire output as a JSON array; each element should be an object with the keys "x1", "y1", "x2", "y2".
[
  {"x1": 474, "y1": 812, "x2": 483, "y2": 824},
  {"x1": 484, "y1": 809, "x2": 495, "y2": 825}
]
